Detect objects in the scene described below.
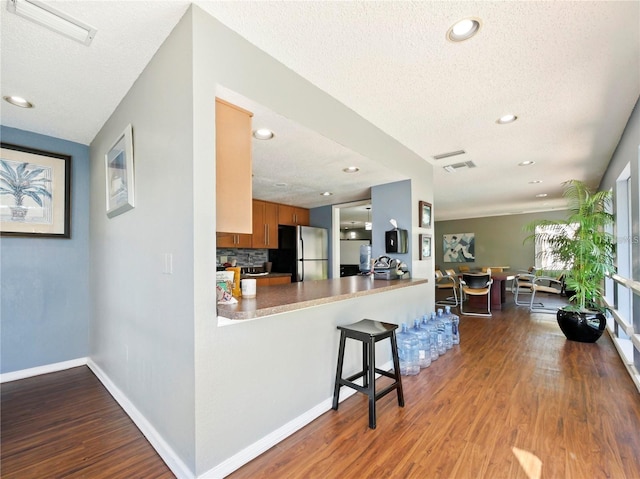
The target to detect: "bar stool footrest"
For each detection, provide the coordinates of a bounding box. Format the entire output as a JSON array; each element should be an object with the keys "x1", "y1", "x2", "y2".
[
  {"x1": 337, "y1": 379, "x2": 368, "y2": 396},
  {"x1": 376, "y1": 383, "x2": 402, "y2": 402},
  {"x1": 375, "y1": 368, "x2": 397, "y2": 379}
]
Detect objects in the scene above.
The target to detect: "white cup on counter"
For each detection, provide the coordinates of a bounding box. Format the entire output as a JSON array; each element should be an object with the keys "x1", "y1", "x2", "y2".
[{"x1": 241, "y1": 278, "x2": 257, "y2": 298}]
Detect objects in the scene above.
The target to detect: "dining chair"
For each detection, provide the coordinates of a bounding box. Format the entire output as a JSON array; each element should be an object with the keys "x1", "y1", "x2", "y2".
[
  {"x1": 527, "y1": 273, "x2": 564, "y2": 312},
  {"x1": 513, "y1": 273, "x2": 536, "y2": 306},
  {"x1": 459, "y1": 269, "x2": 493, "y2": 317},
  {"x1": 435, "y1": 270, "x2": 458, "y2": 306},
  {"x1": 512, "y1": 267, "x2": 538, "y2": 305},
  {"x1": 459, "y1": 265, "x2": 470, "y2": 273}
]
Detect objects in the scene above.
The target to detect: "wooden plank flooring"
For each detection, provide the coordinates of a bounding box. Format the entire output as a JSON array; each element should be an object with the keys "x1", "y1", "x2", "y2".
[
  {"x1": 0, "y1": 366, "x2": 174, "y2": 479},
  {"x1": 229, "y1": 293, "x2": 640, "y2": 479},
  {"x1": 2, "y1": 292, "x2": 639, "y2": 479}
]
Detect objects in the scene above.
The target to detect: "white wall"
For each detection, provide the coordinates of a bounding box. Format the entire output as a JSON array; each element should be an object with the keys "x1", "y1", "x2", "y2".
[{"x1": 89, "y1": 11, "x2": 196, "y2": 474}]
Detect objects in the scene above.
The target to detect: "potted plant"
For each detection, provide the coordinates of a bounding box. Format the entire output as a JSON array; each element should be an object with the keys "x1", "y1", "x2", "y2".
[
  {"x1": 524, "y1": 180, "x2": 615, "y2": 342},
  {"x1": 0, "y1": 160, "x2": 51, "y2": 221}
]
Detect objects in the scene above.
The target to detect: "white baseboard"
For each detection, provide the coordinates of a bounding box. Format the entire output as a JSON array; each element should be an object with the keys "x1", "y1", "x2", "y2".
[
  {"x1": 86, "y1": 359, "x2": 195, "y2": 479},
  {"x1": 0, "y1": 357, "x2": 88, "y2": 383},
  {"x1": 201, "y1": 359, "x2": 393, "y2": 479}
]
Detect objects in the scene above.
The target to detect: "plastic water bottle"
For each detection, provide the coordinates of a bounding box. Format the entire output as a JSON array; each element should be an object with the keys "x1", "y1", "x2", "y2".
[
  {"x1": 446, "y1": 305, "x2": 460, "y2": 345},
  {"x1": 441, "y1": 308, "x2": 453, "y2": 350},
  {"x1": 396, "y1": 323, "x2": 420, "y2": 376},
  {"x1": 421, "y1": 314, "x2": 439, "y2": 361},
  {"x1": 412, "y1": 318, "x2": 431, "y2": 368},
  {"x1": 359, "y1": 244, "x2": 372, "y2": 274},
  {"x1": 427, "y1": 312, "x2": 444, "y2": 357},
  {"x1": 433, "y1": 310, "x2": 446, "y2": 355}
]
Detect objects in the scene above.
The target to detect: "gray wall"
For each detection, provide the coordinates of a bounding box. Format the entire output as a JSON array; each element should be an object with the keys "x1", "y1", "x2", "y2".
[
  {"x1": 0, "y1": 126, "x2": 90, "y2": 373},
  {"x1": 190, "y1": 6, "x2": 433, "y2": 475},
  {"x1": 85, "y1": 4, "x2": 433, "y2": 475},
  {"x1": 435, "y1": 210, "x2": 568, "y2": 273},
  {"x1": 89, "y1": 12, "x2": 197, "y2": 473}
]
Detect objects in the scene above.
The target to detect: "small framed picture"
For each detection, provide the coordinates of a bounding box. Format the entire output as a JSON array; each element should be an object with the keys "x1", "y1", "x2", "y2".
[
  {"x1": 419, "y1": 201, "x2": 432, "y2": 228},
  {"x1": 105, "y1": 124, "x2": 135, "y2": 218},
  {"x1": 420, "y1": 234, "x2": 432, "y2": 260},
  {"x1": 0, "y1": 143, "x2": 71, "y2": 238}
]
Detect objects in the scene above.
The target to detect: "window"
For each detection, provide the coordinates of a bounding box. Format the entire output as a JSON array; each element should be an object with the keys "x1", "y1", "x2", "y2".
[{"x1": 534, "y1": 223, "x2": 577, "y2": 271}]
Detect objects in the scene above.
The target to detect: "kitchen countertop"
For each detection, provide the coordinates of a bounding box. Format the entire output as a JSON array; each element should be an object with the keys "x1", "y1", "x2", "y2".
[{"x1": 217, "y1": 275, "x2": 428, "y2": 321}]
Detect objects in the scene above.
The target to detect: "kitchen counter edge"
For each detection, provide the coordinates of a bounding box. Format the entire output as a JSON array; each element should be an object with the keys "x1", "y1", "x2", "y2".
[{"x1": 217, "y1": 276, "x2": 429, "y2": 322}]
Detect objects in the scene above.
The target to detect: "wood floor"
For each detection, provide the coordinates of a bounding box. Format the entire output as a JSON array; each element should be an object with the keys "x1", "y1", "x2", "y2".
[
  {"x1": 2, "y1": 292, "x2": 639, "y2": 479},
  {"x1": 0, "y1": 366, "x2": 174, "y2": 479},
  {"x1": 229, "y1": 293, "x2": 640, "y2": 479}
]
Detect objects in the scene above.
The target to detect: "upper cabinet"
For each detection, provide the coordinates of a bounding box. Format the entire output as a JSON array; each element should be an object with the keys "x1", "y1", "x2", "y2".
[
  {"x1": 278, "y1": 204, "x2": 310, "y2": 226},
  {"x1": 216, "y1": 98, "x2": 253, "y2": 234},
  {"x1": 252, "y1": 200, "x2": 279, "y2": 248},
  {"x1": 216, "y1": 232, "x2": 252, "y2": 248}
]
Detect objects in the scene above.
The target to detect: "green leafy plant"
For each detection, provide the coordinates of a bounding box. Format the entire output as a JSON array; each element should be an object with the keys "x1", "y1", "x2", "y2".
[
  {"x1": 524, "y1": 180, "x2": 615, "y2": 311},
  {"x1": 0, "y1": 159, "x2": 52, "y2": 207}
]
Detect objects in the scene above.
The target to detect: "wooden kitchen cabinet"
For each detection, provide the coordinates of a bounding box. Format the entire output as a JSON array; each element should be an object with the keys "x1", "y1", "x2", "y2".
[
  {"x1": 278, "y1": 204, "x2": 310, "y2": 226},
  {"x1": 254, "y1": 275, "x2": 292, "y2": 287},
  {"x1": 252, "y1": 200, "x2": 279, "y2": 248},
  {"x1": 216, "y1": 232, "x2": 252, "y2": 248},
  {"x1": 216, "y1": 98, "x2": 253, "y2": 234},
  {"x1": 267, "y1": 275, "x2": 292, "y2": 286}
]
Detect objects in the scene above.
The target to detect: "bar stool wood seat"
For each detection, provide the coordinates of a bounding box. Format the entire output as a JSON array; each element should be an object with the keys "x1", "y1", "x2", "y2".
[{"x1": 332, "y1": 319, "x2": 404, "y2": 429}]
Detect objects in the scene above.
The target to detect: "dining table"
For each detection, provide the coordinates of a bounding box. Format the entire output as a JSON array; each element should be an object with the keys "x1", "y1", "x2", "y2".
[{"x1": 488, "y1": 271, "x2": 516, "y2": 310}]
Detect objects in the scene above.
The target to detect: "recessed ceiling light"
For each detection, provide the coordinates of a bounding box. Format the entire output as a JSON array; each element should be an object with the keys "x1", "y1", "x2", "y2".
[
  {"x1": 321, "y1": 191, "x2": 332, "y2": 196},
  {"x1": 519, "y1": 161, "x2": 535, "y2": 166},
  {"x1": 253, "y1": 128, "x2": 274, "y2": 140},
  {"x1": 3, "y1": 95, "x2": 34, "y2": 108},
  {"x1": 535, "y1": 193, "x2": 548, "y2": 198},
  {"x1": 447, "y1": 18, "x2": 481, "y2": 42},
  {"x1": 497, "y1": 114, "x2": 517, "y2": 124},
  {"x1": 343, "y1": 166, "x2": 359, "y2": 173},
  {"x1": 274, "y1": 182, "x2": 288, "y2": 188},
  {"x1": 529, "y1": 180, "x2": 542, "y2": 184}
]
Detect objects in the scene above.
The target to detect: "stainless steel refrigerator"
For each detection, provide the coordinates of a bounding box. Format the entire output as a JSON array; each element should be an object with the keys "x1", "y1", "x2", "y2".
[{"x1": 269, "y1": 225, "x2": 328, "y2": 282}]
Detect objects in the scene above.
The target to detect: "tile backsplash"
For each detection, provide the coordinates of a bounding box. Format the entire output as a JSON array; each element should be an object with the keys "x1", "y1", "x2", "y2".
[{"x1": 217, "y1": 248, "x2": 269, "y2": 267}]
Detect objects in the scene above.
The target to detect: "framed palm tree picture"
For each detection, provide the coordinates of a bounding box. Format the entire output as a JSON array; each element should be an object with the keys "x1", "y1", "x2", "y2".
[{"x1": 0, "y1": 143, "x2": 71, "y2": 238}]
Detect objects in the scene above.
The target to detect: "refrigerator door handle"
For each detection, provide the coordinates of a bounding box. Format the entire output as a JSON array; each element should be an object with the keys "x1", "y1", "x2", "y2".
[{"x1": 299, "y1": 236, "x2": 304, "y2": 281}]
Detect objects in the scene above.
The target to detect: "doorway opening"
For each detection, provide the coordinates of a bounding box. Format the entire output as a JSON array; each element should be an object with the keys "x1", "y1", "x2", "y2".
[{"x1": 332, "y1": 200, "x2": 372, "y2": 278}]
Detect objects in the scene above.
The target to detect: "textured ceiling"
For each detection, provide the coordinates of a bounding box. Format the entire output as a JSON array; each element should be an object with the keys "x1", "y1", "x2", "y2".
[
  {"x1": 1, "y1": 1, "x2": 638, "y2": 222},
  {"x1": 0, "y1": 1, "x2": 191, "y2": 144}
]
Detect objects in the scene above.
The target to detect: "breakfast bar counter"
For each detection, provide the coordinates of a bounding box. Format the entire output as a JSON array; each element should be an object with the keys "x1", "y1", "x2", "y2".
[{"x1": 217, "y1": 275, "x2": 428, "y2": 321}]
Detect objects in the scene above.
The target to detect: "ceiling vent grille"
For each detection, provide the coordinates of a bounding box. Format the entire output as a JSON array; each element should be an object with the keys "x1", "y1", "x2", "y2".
[
  {"x1": 433, "y1": 149, "x2": 466, "y2": 160},
  {"x1": 443, "y1": 161, "x2": 476, "y2": 173}
]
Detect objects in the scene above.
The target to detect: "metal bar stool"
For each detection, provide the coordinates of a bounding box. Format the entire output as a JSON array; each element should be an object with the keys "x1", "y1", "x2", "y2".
[{"x1": 332, "y1": 319, "x2": 404, "y2": 429}]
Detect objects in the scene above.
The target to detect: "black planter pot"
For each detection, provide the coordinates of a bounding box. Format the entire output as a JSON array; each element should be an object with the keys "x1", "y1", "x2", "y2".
[{"x1": 556, "y1": 308, "x2": 606, "y2": 343}]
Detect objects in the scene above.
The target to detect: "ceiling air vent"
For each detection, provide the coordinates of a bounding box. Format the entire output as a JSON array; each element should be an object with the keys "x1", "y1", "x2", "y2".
[
  {"x1": 443, "y1": 161, "x2": 476, "y2": 173},
  {"x1": 433, "y1": 149, "x2": 466, "y2": 160}
]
